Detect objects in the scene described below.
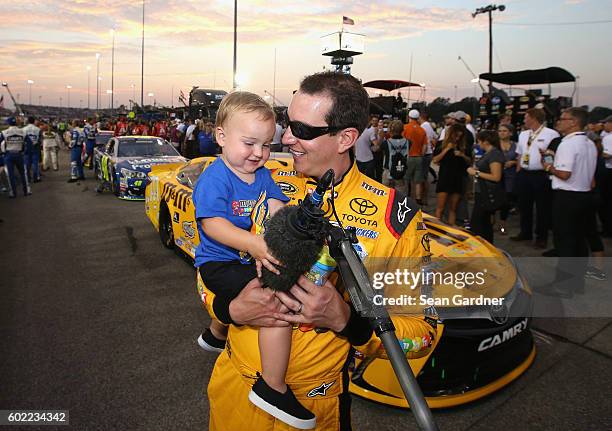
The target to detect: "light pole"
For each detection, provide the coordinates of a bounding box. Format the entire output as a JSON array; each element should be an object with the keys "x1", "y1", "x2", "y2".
[
  {"x1": 147, "y1": 92, "x2": 154, "y2": 107},
  {"x1": 272, "y1": 48, "x2": 277, "y2": 107},
  {"x1": 110, "y1": 28, "x2": 115, "y2": 117},
  {"x1": 233, "y1": 0, "x2": 237, "y2": 89},
  {"x1": 471, "y1": 78, "x2": 479, "y2": 118},
  {"x1": 60, "y1": 96, "x2": 62, "y2": 108},
  {"x1": 96, "y1": 53, "x2": 101, "y2": 111},
  {"x1": 106, "y1": 90, "x2": 113, "y2": 109},
  {"x1": 38, "y1": 95, "x2": 42, "y2": 105},
  {"x1": 27, "y1": 80, "x2": 34, "y2": 105},
  {"x1": 141, "y1": 0, "x2": 145, "y2": 109},
  {"x1": 66, "y1": 85, "x2": 72, "y2": 108},
  {"x1": 472, "y1": 4, "x2": 506, "y2": 97},
  {"x1": 130, "y1": 84, "x2": 135, "y2": 109},
  {"x1": 86, "y1": 66, "x2": 91, "y2": 109},
  {"x1": 98, "y1": 76, "x2": 102, "y2": 110}
]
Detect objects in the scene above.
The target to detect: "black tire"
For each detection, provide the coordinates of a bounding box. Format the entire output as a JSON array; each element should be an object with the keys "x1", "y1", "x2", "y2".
[{"x1": 159, "y1": 204, "x2": 175, "y2": 249}]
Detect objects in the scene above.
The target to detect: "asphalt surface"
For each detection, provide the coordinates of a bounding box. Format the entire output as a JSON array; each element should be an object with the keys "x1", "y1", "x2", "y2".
[{"x1": 1, "y1": 150, "x2": 611, "y2": 431}]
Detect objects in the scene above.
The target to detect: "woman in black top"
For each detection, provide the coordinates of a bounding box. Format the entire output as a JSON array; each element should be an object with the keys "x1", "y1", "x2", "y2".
[
  {"x1": 467, "y1": 130, "x2": 504, "y2": 243},
  {"x1": 498, "y1": 124, "x2": 518, "y2": 235},
  {"x1": 432, "y1": 124, "x2": 471, "y2": 225}
]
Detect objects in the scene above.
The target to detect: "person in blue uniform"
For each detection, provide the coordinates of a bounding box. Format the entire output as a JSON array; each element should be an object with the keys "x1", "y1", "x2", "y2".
[
  {"x1": 23, "y1": 116, "x2": 42, "y2": 182},
  {"x1": 0, "y1": 117, "x2": 31, "y2": 198},
  {"x1": 68, "y1": 120, "x2": 86, "y2": 182},
  {"x1": 83, "y1": 118, "x2": 97, "y2": 169}
]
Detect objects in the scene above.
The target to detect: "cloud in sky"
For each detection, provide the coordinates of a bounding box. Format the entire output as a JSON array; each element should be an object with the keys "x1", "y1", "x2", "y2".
[
  {"x1": 0, "y1": 1, "x2": 473, "y2": 58},
  {"x1": 0, "y1": 0, "x2": 609, "y2": 108}
]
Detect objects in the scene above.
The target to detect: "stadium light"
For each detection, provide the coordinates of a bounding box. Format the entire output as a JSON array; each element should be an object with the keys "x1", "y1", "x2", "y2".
[
  {"x1": 96, "y1": 53, "x2": 101, "y2": 111},
  {"x1": 110, "y1": 28, "x2": 115, "y2": 117},
  {"x1": 86, "y1": 66, "x2": 91, "y2": 109},
  {"x1": 66, "y1": 85, "x2": 72, "y2": 108},
  {"x1": 472, "y1": 4, "x2": 506, "y2": 97},
  {"x1": 27, "y1": 80, "x2": 34, "y2": 104}
]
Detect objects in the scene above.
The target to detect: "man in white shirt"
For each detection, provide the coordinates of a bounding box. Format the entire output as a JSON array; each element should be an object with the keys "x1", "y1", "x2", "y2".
[
  {"x1": 419, "y1": 112, "x2": 438, "y2": 202},
  {"x1": 601, "y1": 115, "x2": 612, "y2": 236},
  {"x1": 511, "y1": 108, "x2": 560, "y2": 248},
  {"x1": 354, "y1": 116, "x2": 379, "y2": 179},
  {"x1": 601, "y1": 116, "x2": 611, "y2": 139},
  {"x1": 541, "y1": 108, "x2": 596, "y2": 298}
]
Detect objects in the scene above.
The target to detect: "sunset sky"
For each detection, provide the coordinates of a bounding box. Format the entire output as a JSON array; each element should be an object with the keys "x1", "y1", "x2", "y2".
[{"x1": 1, "y1": 0, "x2": 610, "y2": 111}]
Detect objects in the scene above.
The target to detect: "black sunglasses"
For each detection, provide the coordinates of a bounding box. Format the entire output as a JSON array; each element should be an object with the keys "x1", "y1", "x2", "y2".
[{"x1": 282, "y1": 109, "x2": 344, "y2": 140}]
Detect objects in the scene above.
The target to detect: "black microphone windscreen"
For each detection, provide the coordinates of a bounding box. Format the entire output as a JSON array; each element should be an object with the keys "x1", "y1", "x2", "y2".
[{"x1": 261, "y1": 206, "x2": 324, "y2": 292}]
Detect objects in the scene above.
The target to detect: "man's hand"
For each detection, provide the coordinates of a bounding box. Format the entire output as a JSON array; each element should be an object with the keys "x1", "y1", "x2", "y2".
[
  {"x1": 229, "y1": 278, "x2": 291, "y2": 327},
  {"x1": 275, "y1": 276, "x2": 351, "y2": 332}
]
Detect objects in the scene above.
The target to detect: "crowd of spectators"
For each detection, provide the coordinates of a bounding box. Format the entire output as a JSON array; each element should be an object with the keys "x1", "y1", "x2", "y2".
[{"x1": 352, "y1": 108, "x2": 612, "y2": 284}]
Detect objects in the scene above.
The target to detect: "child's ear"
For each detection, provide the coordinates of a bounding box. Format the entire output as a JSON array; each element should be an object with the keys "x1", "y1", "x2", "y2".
[{"x1": 215, "y1": 127, "x2": 225, "y2": 146}]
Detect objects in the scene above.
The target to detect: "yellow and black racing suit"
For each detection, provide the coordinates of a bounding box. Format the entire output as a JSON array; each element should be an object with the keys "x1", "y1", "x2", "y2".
[{"x1": 197, "y1": 162, "x2": 436, "y2": 430}]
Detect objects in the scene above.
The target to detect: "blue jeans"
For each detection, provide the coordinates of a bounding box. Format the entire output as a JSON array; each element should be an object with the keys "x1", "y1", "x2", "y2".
[
  {"x1": 4, "y1": 152, "x2": 30, "y2": 197},
  {"x1": 70, "y1": 146, "x2": 84, "y2": 179},
  {"x1": 85, "y1": 140, "x2": 95, "y2": 167},
  {"x1": 25, "y1": 145, "x2": 41, "y2": 181}
]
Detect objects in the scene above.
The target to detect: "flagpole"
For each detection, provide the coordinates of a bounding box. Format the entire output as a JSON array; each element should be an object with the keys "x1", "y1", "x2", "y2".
[{"x1": 407, "y1": 52, "x2": 413, "y2": 109}]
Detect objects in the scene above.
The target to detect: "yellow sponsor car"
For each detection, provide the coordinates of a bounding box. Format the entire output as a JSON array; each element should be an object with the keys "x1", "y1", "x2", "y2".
[{"x1": 145, "y1": 155, "x2": 535, "y2": 409}]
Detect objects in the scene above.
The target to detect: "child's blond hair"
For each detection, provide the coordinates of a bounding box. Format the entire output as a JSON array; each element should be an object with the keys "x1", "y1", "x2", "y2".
[{"x1": 215, "y1": 91, "x2": 275, "y2": 128}]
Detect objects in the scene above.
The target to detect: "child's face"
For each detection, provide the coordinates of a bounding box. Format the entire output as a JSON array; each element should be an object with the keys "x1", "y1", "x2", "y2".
[{"x1": 217, "y1": 110, "x2": 276, "y2": 176}]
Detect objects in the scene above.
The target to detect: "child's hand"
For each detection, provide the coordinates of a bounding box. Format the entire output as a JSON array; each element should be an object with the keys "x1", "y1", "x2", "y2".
[
  {"x1": 255, "y1": 259, "x2": 282, "y2": 278},
  {"x1": 249, "y1": 235, "x2": 282, "y2": 277}
]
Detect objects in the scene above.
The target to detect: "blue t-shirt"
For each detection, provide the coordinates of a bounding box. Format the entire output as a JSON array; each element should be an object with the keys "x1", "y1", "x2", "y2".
[{"x1": 193, "y1": 157, "x2": 289, "y2": 267}]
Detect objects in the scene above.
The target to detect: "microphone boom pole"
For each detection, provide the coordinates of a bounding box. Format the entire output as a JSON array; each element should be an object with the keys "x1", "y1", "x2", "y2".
[{"x1": 328, "y1": 227, "x2": 438, "y2": 431}]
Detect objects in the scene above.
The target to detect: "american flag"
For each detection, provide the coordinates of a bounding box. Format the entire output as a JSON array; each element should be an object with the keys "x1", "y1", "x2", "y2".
[{"x1": 342, "y1": 16, "x2": 355, "y2": 25}]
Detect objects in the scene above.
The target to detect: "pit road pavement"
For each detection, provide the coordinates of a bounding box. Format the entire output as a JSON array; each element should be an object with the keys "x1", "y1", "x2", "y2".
[{"x1": 1, "y1": 153, "x2": 611, "y2": 430}]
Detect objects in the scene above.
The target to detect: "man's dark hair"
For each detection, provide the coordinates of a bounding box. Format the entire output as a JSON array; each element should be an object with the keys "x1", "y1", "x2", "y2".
[
  {"x1": 420, "y1": 111, "x2": 429, "y2": 121},
  {"x1": 476, "y1": 130, "x2": 500, "y2": 149},
  {"x1": 28, "y1": 116, "x2": 35, "y2": 124},
  {"x1": 565, "y1": 107, "x2": 588, "y2": 129},
  {"x1": 299, "y1": 72, "x2": 370, "y2": 135}
]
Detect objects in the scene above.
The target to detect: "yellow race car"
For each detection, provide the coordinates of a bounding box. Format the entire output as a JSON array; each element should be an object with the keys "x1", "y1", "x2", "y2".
[{"x1": 145, "y1": 155, "x2": 535, "y2": 409}]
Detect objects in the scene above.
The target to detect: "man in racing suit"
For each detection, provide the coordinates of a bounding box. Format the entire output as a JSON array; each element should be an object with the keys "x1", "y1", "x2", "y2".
[
  {"x1": 68, "y1": 120, "x2": 85, "y2": 182},
  {"x1": 1, "y1": 117, "x2": 31, "y2": 198},
  {"x1": 83, "y1": 118, "x2": 97, "y2": 169},
  {"x1": 199, "y1": 72, "x2": 436, "y2": 430},
  {"x1": 23, "y1": 116, "x2": 42, "y2": 182}
]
